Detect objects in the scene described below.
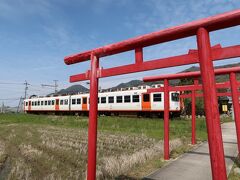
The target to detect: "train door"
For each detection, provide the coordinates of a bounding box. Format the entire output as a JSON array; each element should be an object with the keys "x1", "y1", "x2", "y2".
[
  {"x1": 28, "y1": 100, "x2": 31, "y2": 111},
  {"x1": 55, "y1": 99, "x2": 59, "y2": 111},
  {"x1": 142, "y1": 93, "x2": 151, "y2": 110},
  {"x1": 82, "y1": 97, "x2": 88, "y2": 111}
]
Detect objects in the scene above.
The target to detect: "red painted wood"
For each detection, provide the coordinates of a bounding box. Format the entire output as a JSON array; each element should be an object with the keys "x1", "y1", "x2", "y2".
[
  {"x1": 191, "y1": 79, "x2": 198, "y2": 145},
  {"x1": 70, "y1": 45, "x2": 240, "y2": 82},
  {"x1": 87, "y1": 54, "x2": 99, "y2": 180},
  {"x1": 179, "y1": 92, "x2": 240, "y2": 98},
  {"x1": 164, "y1": 79, "x2": 170, "y2": 160},
  {"x1": 144, "y1": 66, "x2": 240, "y2": 82},
  {"x1": 135, "y1": 48, "x2": 143, "y2": 64},
  {"x1": 146, "y1": 80, "x2": 237, "y2": 93},
  {"x1": 64, "y1": 10, "x2": 240, "y2": 180},
  {"x1": 64, "y1": 10, "x2": 240, "y2": 64},
  {"x1": 197, "y1": 27, "x2": 227, "y2": 180},
  {"x1": 230, "y1": 72, "x2": 240, "y2": 155}
]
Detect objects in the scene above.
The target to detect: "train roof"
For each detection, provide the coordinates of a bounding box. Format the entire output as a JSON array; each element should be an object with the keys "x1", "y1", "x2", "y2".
[{"x1": 25, "y1": 84, "x2": 164, "y2": 100}]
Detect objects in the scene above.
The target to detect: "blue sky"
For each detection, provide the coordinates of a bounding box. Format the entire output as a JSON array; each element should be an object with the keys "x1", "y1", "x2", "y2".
[{"x1": 0, "y1": 0, "x2": 240, "y2": 106}]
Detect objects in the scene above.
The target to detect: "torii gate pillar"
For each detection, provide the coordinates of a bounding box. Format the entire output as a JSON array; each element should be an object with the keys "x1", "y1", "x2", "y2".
[{"x1": 197, "y1": 27, "x2": 227, "y2": 180}]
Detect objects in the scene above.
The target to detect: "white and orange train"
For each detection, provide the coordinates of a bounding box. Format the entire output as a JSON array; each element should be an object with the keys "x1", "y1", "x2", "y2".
[{"x1": 24, "y1": 85, "x2": 181, "y2": 117}]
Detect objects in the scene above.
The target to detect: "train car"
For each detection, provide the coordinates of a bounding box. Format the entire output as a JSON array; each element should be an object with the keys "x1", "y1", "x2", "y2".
[{"x1": 24, "y1": 85, "x2": 181, "y2": 117}]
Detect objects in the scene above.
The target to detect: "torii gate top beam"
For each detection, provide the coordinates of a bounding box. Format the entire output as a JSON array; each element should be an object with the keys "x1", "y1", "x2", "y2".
[
  {"x1": 143, "y1": 66, "x2": 240, "y2": 82},
  {"x1": 64, "y1": 9, "x2": 240, "y2": 65}
]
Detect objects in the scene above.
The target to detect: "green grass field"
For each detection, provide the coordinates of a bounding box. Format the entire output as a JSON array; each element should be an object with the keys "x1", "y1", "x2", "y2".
[
  {"x1": 0, "y1": 113, "x2": 210, "y2": 140},
  {"x1": 0, "y1": 113, "x2": 232, "y2": 179}
]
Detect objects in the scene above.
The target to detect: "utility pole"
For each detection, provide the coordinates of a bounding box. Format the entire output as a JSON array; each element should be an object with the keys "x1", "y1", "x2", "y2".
[
  {"x1": 54, "y1": 80, "x2": 58, "y2": 93},
  {"x1": 41, "y1": 80, "x2": 58, "y2": 94},
  {"x1": 24, "y1": 80, "x2": 30, "y2": 99}
]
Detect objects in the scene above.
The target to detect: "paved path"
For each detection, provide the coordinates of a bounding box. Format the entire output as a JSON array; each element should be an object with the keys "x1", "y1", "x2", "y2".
[{"x1": 145, "y1": 122, "x2": 238, "y2": 180}]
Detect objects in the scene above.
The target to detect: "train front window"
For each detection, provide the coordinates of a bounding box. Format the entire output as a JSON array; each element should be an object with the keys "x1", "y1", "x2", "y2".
[{"x1": 171, "y1": 93, "x2": 179, "y2": 102}]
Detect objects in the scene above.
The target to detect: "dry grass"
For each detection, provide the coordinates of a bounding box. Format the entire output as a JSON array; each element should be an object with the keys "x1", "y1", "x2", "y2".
[
  {"x1": 0, "y1": 114, "x2": 215, "y2": 179},
  {"x1": 0, "y1": 123, "x2": 183, "y2": 179}
]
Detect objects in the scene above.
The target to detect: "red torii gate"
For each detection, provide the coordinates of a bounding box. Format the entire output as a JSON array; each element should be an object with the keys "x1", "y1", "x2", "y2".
[
  {"x1": 64, "y1": 10, "x2": 240, "y2": 180},
  {"x1": 143, "y1": 67, "x2": 240, "y2": 160}
]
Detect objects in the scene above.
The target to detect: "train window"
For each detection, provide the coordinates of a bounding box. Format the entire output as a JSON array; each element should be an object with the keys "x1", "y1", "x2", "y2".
[
  {"x1": 35, "y1": 101, "x2": 37, "y2": 106},
  {"x1": 101, "y1": 97, "x2": 106, "y2": 104},
  {"x1": 124, "y1": 95, "x2": 131, "y2": 103},
  {"x1": 48, "y1": 100, "x2": 51, "y2": 106},
  {"x1": 38, "y1": 101, "x2": 40, "y2": 106},
  {"x1": 45, "y1": 101, "x2": 47, "y2": 105},
  {"x1": 60, "y1": 100, "x2": 64, "y2": 105},
  {"x1": 132, "y1": 95, "x2": 139, "y2": 102},
  {"x1": 98, "y1": 98, "x2": 99, "y2": 104},
  {"x1": 143, "y1": 94, "x2": 150, "y2": 102},
  {"x1": 64, "y1": 99, "x2": 68, "y2": 105},
  {"x1": 171, "y1": 93, "x2": 179, "y2": 102},
  {"x1": 52, "y1": 100, "x2": 54, "y2": 105},
  {"x1": 153, "y1": 94, "x2": 162, "y2": 102},
  {"x1": 32, "y1": 102, "x2": 34, "y2": 106},
  {"x1": 41, "y1": 101, "x2": 43, "y2": 106},
  {"x1": 72, "y1": 99, "x2": 76, "y2": 105},
  {"x1": 83, "y1": 97, "x2": 87, "y2": 104},
  {"x1": 117, "y1": 96, "x2": 122, "y2": 103},
  {"x1": 108, "y1": 96, "x2": 114, "y2": 103},
  {"x1": 25, "y1": 102, "x2": 28, "y2": 106},
  {"x1": 77, "y1": 98, "x2": 81, "y2": 104}
]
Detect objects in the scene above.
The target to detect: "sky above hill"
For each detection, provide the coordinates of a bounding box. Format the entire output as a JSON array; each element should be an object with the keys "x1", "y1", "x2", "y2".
[{"x1": 0, "y1": 0, "x2": 240, "y2": 106}]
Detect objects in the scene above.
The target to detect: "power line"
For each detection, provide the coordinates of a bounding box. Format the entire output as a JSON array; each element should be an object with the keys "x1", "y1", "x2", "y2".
[{"x1": 41, "y1": 80, "x2": 58, "y2": 94}]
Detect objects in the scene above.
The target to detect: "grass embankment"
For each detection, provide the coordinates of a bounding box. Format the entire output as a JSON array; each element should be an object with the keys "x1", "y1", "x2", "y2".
[{"x1": 0, "y1": 114, "x2": 231, "y2": 179}]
